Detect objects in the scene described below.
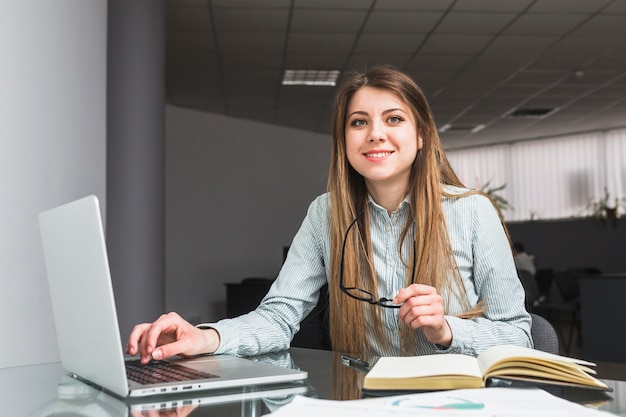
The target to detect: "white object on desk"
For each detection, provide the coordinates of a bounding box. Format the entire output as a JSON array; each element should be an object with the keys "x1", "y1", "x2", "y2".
[{"x1": 266, "y1": 387, "x2": 613, "y2": 417}]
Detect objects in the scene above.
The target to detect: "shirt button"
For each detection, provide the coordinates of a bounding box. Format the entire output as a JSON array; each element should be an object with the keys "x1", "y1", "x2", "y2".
[{"x1": 386, "y1": 224, "x2": 392, "y2": 232}]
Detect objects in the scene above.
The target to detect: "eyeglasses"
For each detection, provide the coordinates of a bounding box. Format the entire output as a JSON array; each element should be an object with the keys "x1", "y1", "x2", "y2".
[{"x1": 339, "y1": 211, "x2": 416, "y2": 308}]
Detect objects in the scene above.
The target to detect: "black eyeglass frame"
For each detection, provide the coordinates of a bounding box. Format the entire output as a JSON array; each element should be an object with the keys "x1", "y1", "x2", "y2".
[{"x1": 339, "y1": 210, "x2": 416, "y2": 308}]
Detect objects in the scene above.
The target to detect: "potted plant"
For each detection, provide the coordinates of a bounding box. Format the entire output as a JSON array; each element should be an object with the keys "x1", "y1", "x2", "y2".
[
  {"x1": 480, "y1": 179, "x2": 513, "y2": 212},
  {"x1": 587, "y1": 188, "x2": 621, "y2": 227}
]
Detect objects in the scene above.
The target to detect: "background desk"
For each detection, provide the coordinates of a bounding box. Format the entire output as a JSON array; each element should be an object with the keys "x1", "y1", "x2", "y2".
[
  {"x1": 3, "y1": 348, "x2": 625, "y2": 416},
  {"x1": 580, "y1": 274, "x2": 626, "y2": 362}
]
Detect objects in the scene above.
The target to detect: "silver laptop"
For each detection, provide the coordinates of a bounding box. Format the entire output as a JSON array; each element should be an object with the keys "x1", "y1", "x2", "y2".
[{"x1": 39, "y1": 195, "x2": 307, "y2": 398}]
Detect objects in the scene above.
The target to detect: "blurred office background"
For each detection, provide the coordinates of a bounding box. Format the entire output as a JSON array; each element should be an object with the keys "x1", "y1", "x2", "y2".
[{"x1": 2, "y1": 0, "x2": 624, "y2": 369}]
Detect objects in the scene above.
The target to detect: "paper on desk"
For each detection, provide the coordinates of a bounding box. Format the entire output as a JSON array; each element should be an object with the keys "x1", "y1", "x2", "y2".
[{"x1": 265, "y1": 387, "x2": 613, "y2": 417}]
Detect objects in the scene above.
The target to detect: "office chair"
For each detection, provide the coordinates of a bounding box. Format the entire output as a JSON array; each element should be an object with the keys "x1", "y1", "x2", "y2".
[
  {"x1": 530, "y1": 313, "x2": 559, "y2": 355},
  {"x1": 545, "y1": 267, "x2": 600, "y2": 354},
  {"x1": 517, "y1": 269, "x2": 544, "y2": 313}
]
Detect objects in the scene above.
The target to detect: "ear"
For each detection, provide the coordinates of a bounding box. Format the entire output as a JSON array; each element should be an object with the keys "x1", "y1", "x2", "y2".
[{"x1": 417, "y1": 135, "x2": 424, "y2": 149}]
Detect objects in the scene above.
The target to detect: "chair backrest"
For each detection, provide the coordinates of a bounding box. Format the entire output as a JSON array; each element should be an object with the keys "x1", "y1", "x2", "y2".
[
  {"x1": 553, "y1": 270, "x2": 581, "y2": 302},
  {"x1": 554, "y1": 267, "x2": 601, "y2": 302},
  {"x1": 530, "y1": 313, "x2": 559, "y2": 355},
  {"x1": 517, "y1": 269, "x2": 541, "y2": 308}
]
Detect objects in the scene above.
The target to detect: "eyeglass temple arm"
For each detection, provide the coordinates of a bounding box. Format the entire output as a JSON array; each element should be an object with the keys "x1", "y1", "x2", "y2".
[{"x1": 339, "y1": 210, "x2": 365, "y2": 289}]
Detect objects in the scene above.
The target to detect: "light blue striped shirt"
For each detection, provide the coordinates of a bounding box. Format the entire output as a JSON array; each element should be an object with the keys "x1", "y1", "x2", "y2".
[{"x1": 209, "y1": 186, "x2": 532, "y2": 357}]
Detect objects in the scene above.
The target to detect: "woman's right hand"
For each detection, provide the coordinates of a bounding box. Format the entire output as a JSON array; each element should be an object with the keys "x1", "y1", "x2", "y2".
[{"x1": 125, "y1": 312, "x2": 220, "y2": 364}]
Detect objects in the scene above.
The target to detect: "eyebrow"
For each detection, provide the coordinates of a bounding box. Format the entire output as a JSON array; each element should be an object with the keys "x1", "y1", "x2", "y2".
[{"x1": 347, "y1": 108, "x2": 407, "y2": 118}]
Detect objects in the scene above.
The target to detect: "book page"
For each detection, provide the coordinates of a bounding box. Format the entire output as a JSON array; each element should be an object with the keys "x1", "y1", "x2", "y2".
[
  {"x1": 488, "y1": 359, "x2": 596, "y2": 376},
  {"x1": 475, "y1": 345, "x2": 606, "y2": 389},
  {"x1": 476, "y1": 345, "x2": 594, "y2": 375},
  {"x1": 366, "y1": 354, "x2": 482, "y2": 379}
]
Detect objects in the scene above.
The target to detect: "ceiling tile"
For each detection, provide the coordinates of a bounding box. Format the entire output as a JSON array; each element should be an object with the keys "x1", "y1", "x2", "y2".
[
  {"x1": 167, "y1": 0, "x2": 208, "y2": 8},
  {"x1": 167, "y1": 78, "x2": 223, "y2": 97},
  {"x1": 221, "y1": 70, "x2": 283, "y2": 94},
  {"x1": 166, "y1": 32, "x2": 215, "y2": 52},
  {"x1": 284, "y1": 53, "x2": 348, "y2": 69},
  {"x1": 295, "y1": 0, "x2": 374, "y2": 9},
  {"x1": 435, "y1": 12, "x2": 518, "y2": 34},
  {"x1": 420, "y1": 34, "x2": 493, "y2": 54},
  {"x1": 540, "y1": 84, "x2": 596, "y2": 97},
  {"x1": 504, "y1": 14, "x2": 592, "y2": 36},
  {"x1": 346, "y1": 54, "x2": 413, "y2": 69},
  {"x1": 167, "y1": 8, "x2": 212, "y2": 31},
  {"x1": 279, "y1": 86, "x2": 335, "y2": 100},
  {"x1": 287, "y1": 33, "x2": 356, "y2": 53},
  {"x1": 212, "y1": 0, "x2": 291, "y2": 8},
  {"x1": 374, "y1": 0, "x2": 453, "y2": 11},
  {"x1": 508, "y1": 71, "x2": 569, "y2": 85},
  {"x1": 353, "y1": 33, "x2": 425, "y2": 54},
  {"x1": 481, "y1": 35, "x2": 558, "y2": 58},
  {"x1": 166, "y1": 52, "x2": 217, "y2": 70},
  {"x1": 490, "y1": 84, "x2": 548, "y2": 97},
  {"x1": 363, "y1": 11, "x2": 442, "y2": 33},
  {"x1": 406, "y1": 54, "x2": 472, "y2": 71},
  {"x1": 219, "y1": 53, "x2": 284, "y2": 69},
  {"x1": 290, "y1": 10, "x2": 368, "y2": 32},
  {"x1": 216, "y1": 33, "x2": 286, "y2": 53},
  {"x1": 212, "y1": 9, "x2": 290, "y2": 32},
  {"x1": 559, "y1": 70, "x2": 623, "y2": 86},
  {"x1": 603, "y1": 1, "x2": 626, "y2": 13},
  {"x1": 528, "y1": 0, "x2": 613, "y2": 13},
  {"x1": 572, "y1": 15, "x2": 626, "y2": 37},
  {"x1": 452, "y1": 0, "x2": 532, "y2": 12}
]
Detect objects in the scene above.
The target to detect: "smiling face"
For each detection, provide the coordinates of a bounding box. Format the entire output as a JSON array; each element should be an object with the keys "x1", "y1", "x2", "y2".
[{"x1": 345, "y1": 86, "x2": 423, "y2": 201}]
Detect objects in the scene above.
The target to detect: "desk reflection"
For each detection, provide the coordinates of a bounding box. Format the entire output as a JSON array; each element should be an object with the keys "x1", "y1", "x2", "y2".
[
  {"x1": 33, "y1": 374, "x2": 128, "y2": 417},
  {"x1": 36, "y1": 376, "x2": 311, "y2": 417},
  {"x1": 35, "y1": 350, "x2": 314, "y2": 417}
]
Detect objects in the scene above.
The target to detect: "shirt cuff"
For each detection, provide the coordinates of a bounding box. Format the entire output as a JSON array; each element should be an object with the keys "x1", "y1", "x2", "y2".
[
  {"x1": 434, "y1": 316, "x2": 471, "y2": 354},
  {"x1": 195, "y1": 322, "x2": 224, "y2": 355},
  {"x1": 196, "y1": 321, "x2": 238, "y2": 355}
]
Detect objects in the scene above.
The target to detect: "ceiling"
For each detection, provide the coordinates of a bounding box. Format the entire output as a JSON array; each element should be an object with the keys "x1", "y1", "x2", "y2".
[{"x1": 165, "y1": 0, "x2": 626, "y2": 149}]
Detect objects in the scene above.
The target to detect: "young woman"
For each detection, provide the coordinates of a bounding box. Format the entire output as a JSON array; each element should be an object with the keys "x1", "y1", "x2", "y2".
[{"x1": 126, "y1": 66, "x2": 531, "y2": 363}]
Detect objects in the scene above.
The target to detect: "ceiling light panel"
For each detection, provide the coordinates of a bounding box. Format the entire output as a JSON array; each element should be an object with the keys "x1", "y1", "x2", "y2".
[{"x1": 282, "y1": 69, "x2": 340, "y2": 86}]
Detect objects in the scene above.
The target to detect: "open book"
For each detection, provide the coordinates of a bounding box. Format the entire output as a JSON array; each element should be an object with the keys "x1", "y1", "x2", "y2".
[{"x1": 363, "y1": 345, "x2": 610, "y2": 392}]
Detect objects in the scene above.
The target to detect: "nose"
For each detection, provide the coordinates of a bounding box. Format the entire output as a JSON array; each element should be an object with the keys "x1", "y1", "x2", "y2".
[{"x1": 367, "y1": 121, "x2": 386, "y2": 143}]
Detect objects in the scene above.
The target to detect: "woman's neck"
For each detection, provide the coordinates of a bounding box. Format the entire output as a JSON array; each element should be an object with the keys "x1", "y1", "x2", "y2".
[{"x1": 367, "y1": 184, "x2": 408, "y2": 215}]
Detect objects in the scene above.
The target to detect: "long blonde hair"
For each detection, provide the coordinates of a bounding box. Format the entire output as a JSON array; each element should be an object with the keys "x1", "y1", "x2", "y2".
[{"x1": 327, "y1": 66, "x2": 493, "y2": 356}]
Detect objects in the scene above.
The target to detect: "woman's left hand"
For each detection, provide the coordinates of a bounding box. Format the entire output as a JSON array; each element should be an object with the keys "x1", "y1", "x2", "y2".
[{"x1": 393, "y1": 284, "x2": 452, "y2": 348}]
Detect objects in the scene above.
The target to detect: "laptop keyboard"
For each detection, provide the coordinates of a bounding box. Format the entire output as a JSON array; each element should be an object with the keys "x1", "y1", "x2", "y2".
[{"x1": 126, "y1": 360, "x2": 219, "y2": 385}]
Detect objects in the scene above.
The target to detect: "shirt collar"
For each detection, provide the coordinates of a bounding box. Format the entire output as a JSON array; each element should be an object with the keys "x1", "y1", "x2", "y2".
[{"x1": 367, "y1": 194, "x2": 411, "y2": 217}]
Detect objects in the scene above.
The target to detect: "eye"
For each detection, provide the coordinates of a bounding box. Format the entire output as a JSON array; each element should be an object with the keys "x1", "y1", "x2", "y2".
[
  {"x1": 387, "y1": 115, "x2": 404, "y2": 124},
  {"x1": 350, "y1": 119, "x2": 367, "y2": 127}
]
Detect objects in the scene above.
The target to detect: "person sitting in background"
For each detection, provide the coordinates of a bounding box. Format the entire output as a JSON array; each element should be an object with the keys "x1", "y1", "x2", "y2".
[
  {"x1": 513, "y1": 241, "x2": 536, "y2": 276},
  {"x1": 126, "y1": 65, "x2": 532, "y2": 363}
]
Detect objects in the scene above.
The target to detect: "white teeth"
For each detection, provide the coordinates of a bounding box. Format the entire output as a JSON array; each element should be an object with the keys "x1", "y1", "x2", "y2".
[{"x1": 366, "y1": 152, "x2": 391, "y2": 158}]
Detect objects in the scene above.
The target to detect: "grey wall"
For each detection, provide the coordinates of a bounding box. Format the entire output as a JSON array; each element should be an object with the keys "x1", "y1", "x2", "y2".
[
  {"x1": 164, "y1": 106, "x2": 331, "y2": 323},
  {"x1": 0, "y1": 1, "x2": 107, "y2": 368}
]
